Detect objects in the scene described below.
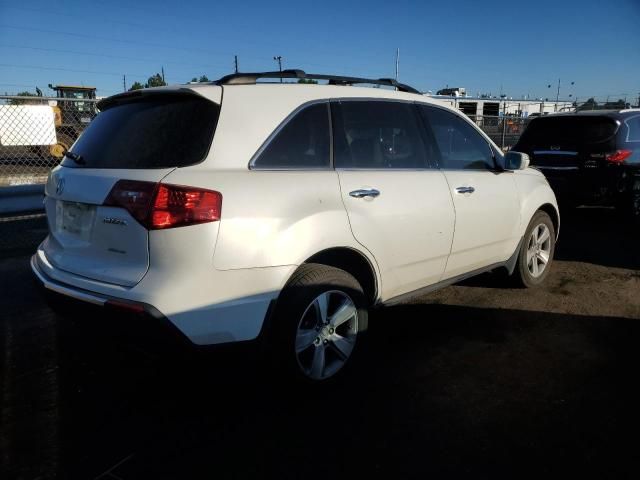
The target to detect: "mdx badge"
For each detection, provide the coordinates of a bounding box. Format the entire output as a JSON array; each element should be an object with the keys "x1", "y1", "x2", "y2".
[{"x1": 103, "y1": 217, "x2": 128, "y2": 226}]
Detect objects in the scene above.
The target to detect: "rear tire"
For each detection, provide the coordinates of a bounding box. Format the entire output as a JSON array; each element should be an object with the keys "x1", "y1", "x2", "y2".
[
  {"x1": 512, "y1": 211, "x2": 556, "y2": 288},
  {"x1": 270, "y1": 263, "x2": 368, "y2": 383}
]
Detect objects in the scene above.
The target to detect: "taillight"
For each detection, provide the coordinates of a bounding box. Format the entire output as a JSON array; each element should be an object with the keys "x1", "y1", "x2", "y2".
[
  {"x1": 104, "y1": 180, "x2": 222, "y2": 230},
  {"x1": 606, "y1": 150, "x2": 632, "y2": 164},
  {"x1": 104, "y1": 180, "x2": 157, "y2": 225},
  {"x1": 150, "y1": 184, "x2": 222, "y2": 229}
]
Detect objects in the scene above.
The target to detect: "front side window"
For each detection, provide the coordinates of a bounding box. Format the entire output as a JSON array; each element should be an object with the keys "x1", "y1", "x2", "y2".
[
  {"x1": 253, "y1": 103, "x2": 330, "y2": 169},
  {"x1": 333, "y1": 101, "x2": 430, "y2": 169},
  {"x1": 420, "y1": 105, "x2": 494, "y2": 170}
]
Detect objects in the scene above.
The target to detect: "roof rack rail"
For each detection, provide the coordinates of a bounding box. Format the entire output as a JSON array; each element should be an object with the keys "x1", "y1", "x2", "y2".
[{"x1": 214, "y1": 69, "x2": 421, "y2": 94}]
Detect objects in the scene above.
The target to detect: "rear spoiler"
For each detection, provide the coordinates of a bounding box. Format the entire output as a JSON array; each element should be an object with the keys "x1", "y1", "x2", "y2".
[{"x1": 97, "y1": 87, "x2": 202, "y2": 111}]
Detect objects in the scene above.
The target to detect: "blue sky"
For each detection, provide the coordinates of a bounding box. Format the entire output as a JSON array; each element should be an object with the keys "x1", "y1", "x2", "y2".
[{"x1": 1, "y1": 0, "x2": 639, "y2": 102}]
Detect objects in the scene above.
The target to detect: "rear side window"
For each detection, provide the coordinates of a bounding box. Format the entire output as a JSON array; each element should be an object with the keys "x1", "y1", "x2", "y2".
[
  {"x1": 419, "y1": 105, "x2": 494, "y2": 170},
  {"x1": 333, "y1": 101, "x2": 430, "y2": 169},
  {"x1": 64, "y1": 94, "x2": 219, "y2": 169},
  {"x1": 624, "y1": 115, "x2": 640, "y2": 142},
  {"x1": 252, "y1": 103, "x2": 330, "y2": 169}
]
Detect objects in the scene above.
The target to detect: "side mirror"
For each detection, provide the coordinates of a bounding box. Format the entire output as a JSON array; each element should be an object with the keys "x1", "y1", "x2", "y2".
[{"x1": 504, "y1": 151, "x2": 530, "y2": 170}]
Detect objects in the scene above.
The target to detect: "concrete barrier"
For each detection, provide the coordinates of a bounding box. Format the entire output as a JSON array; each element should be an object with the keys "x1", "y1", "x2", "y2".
[{"x1": 0, "y1": 184, "x2": 45, "y2": 216}]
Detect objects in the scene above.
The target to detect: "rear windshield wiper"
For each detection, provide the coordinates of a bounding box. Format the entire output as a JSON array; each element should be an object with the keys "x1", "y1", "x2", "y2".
[{"x1": 64, "y1": 150, "x2": 86, "y2": 165}]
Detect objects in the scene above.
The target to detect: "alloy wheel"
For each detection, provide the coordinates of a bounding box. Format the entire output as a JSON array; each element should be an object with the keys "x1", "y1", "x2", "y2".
[
  {"x1": 526, "y1": 223, "x2": 552, "y2": 278},
  {"x1": 294, "y1": 290, "x2": 358, "y2": 380}
]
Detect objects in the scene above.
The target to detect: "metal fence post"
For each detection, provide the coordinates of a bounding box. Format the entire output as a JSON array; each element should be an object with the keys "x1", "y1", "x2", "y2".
[{"x1": 500, "y1": 116, "x2": 507, "y2": 150}]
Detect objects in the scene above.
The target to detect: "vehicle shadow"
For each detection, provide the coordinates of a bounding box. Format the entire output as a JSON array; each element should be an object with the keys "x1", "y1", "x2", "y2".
[
  {"x1": 54, "y1": 302, "x2": 640, "y2": 479},
  {"x1": 461, "y1": 206, "x2": 639, "y2": 290},
  {"x1": 554, "y1": 207, "x2": 639, "y2": 270}
]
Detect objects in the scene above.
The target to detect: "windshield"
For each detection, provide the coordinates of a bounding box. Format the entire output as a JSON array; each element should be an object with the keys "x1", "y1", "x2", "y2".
[{"x1": 63, "y1": 93, "x2": 219, "y2": 169}]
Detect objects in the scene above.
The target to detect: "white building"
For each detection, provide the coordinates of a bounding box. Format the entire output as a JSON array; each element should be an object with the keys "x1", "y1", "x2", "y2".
[{"x1": 427, "y1": 95, "x2": 575, "y2": 117}]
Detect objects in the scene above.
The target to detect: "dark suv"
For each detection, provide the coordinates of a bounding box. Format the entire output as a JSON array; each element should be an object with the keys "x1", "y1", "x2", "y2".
[{"x1": 513, "y1": 110, "x2": 640, "y2": 217}]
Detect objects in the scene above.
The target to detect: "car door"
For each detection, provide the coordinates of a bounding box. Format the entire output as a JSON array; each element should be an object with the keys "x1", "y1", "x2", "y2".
[
  {"x1": 333, "y1": 100, "x2": 455, "y2": 300},
  {"x1": 418, "y1": 104, "x2": 521, "y2": 279}
]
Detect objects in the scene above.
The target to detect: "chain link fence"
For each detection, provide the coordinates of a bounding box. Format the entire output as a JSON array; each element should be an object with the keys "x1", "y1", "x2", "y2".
[
  {"x1": 468, "y1": 115, "x2": 529, "y2": 150},
  {"x1": 0, "y1": 96, "x2": 97, "y2": 187}
]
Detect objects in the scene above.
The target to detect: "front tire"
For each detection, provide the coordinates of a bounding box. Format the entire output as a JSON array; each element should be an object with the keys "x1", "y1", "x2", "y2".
[
  {"x1": 512, "y1": 211, "x2": 556, "y2": 288},
  {"x1": 271, "y1": 263, "x2": 368, "y2": 382}
]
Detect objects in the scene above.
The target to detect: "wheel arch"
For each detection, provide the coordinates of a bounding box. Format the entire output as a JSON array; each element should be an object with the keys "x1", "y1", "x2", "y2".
[
  {"x1": 538, "y1": 202, "x2": 560, "y2": 238},
  {"x1": 302, "y1": 247, "x2": 379, "y2": 306}
]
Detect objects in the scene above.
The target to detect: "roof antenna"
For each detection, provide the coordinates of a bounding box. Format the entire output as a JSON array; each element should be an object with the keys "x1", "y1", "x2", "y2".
[{"x1": 395, "y1": 48, "x2": 399, "y2": 89}]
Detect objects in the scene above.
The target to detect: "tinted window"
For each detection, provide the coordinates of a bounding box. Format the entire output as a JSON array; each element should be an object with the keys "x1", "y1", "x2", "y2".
[
  {"x1": 420, "y1": 106, "x2": 494, "y2": 170},
  {"x1": 516, "y1": 116, "x2": 618, "y2": 150},
  {"x1": 625, "y1": 115, "x2": 640, "y2": 142},
  {"x1": 253, "y1": 103, "x2": 330, "y2": 169},
  {"x1": 333, "y1": 101, "x2": 430, "y2": 169},
  {"x1": 64, "y1": 94, "x2": 219, "y2": 169}
]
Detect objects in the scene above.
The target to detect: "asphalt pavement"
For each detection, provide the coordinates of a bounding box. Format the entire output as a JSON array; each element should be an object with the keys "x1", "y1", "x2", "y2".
[{"x1": 1, "y1": 208, "x2": 639, "y2": 479}]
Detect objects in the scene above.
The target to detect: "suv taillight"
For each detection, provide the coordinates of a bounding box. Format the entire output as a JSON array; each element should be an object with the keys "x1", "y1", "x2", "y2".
[
  {"x1": 104, "y1": 180, "x2": 222, "y2": 230},
  {"x1": 606, "y1": 150, "x2": 632, "y2": 164}
]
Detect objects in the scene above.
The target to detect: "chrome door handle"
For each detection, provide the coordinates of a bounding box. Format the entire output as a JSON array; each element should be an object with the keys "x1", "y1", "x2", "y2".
[
  {"x1": 349, "y1": 188, "x2": 380, "y2": 199},
  {"x1": 455, "y1": 186, "x2": 475, "y2": 194}
]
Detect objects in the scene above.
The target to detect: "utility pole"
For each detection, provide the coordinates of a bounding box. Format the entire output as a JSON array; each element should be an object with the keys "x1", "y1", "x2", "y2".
[
  {"x1": 161, "y1": 67, "x2": 165, "y2": 84},
  {"x1": 395, "y1": 48, "x2": 399, "y2": 82},
  {"x1": 273, "y1": 56, "x2": 283, "y2": 82},
  {"x1": 234, "y1": 55, "x2": 239, "y2": 74},
  {"x1": 123, "y1": 74, "x2": 126, "y2": 92}
]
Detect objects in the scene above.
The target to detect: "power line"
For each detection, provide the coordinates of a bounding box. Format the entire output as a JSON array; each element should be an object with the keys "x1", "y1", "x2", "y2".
[
  {"x1": 0, "y1": 44, "x2": 230, "y2": 71},
  {"x1": 0, "y1": 24, "x2": 229, "y2": 56},
  {"x1": 0, "y1": 4, "x2": 151, "y2": 30},
  {"x1": 0, "y1": 83, "x2": 40, "y2": 88},
  {"x1": 0, "y1": 63, "x2": 149, "y2": 79},
  {"x1": 0, "y1": 24, "x2": 273, "y2": 64},
  {"x1": 0, "y1": 25, "x2": 395, "y2": 73}
]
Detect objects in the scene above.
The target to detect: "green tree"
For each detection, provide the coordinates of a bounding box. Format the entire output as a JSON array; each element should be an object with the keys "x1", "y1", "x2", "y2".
[
  {"x1": 190, "y1": 75, "x2": 210, "y2": 83},
  {"x1": 128, "y1": 81, "x2": 144, "y2": 91},
  {"x1": 297, "y1": 78, "x2": 318, "y2": 84},
  {"x1": 9, "y1": 91, "x2": 40, "y2": 105},
  {"x1": 146, "y1": 73, "x2": 166, "y2": 88},
  {"x1": 127, "y1": 73, "x2": 166, "y2": 91}
]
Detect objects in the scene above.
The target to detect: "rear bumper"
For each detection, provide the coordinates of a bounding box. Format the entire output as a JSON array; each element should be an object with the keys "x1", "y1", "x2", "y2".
[
  {"x1": 31, "y1": 253, "x2": 195, "y2": 349},
  {"x1": 539, "y1": 167, "x2": 631, "y2": 206},
  {"x1": 31, "y1": 245, "x2": 293, "y2": 346}
]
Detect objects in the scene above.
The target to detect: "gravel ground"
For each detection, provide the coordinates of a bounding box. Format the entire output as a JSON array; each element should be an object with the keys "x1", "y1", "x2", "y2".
[{"x1": 1, "y1": 207, "x2": 639, "y2": 479}]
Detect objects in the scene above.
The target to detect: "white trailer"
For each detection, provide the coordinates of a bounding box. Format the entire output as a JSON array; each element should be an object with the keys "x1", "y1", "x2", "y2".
[{"x1": 0, "y1": 105, "x2": 58, "y2": 147}]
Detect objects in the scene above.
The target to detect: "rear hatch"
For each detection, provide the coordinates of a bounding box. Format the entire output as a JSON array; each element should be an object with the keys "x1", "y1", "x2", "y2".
[
  {"x1": 42, "y1": 89, "x2": 220, "y2": 287},
  {"x1": 514, "y1": 115, "x2": 619, "y2": 197}
]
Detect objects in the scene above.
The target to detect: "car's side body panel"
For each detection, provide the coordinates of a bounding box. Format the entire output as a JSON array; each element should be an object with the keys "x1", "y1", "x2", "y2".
[
  {"x1": 337, "y1": 169, "x2": 455, "y2": 300},
  {"x1": 512, "y1": 169, "x2": 560, "y2": 236},
  {"x1": 440, "y1": 170, "x2": 522, "y2": 279}
]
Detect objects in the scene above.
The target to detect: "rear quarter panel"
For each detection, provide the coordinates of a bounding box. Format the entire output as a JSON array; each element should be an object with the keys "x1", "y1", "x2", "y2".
[{"x1": 162, "y1": 168, "x2": 376, "y2": 272}]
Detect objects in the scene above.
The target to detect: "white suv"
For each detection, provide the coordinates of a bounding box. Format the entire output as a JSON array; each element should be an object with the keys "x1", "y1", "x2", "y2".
[{"x1": 32, "y1": 70, "x2": 559, "y2": 381}]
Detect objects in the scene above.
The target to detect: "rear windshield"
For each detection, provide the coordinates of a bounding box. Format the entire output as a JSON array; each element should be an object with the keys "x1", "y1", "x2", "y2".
[
  {"x1": 517, "y1": 116, "x2": 618, "y2": 150},
  {"x1": 63, "y1": 93, "x2": 219, "y2": 169}
]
